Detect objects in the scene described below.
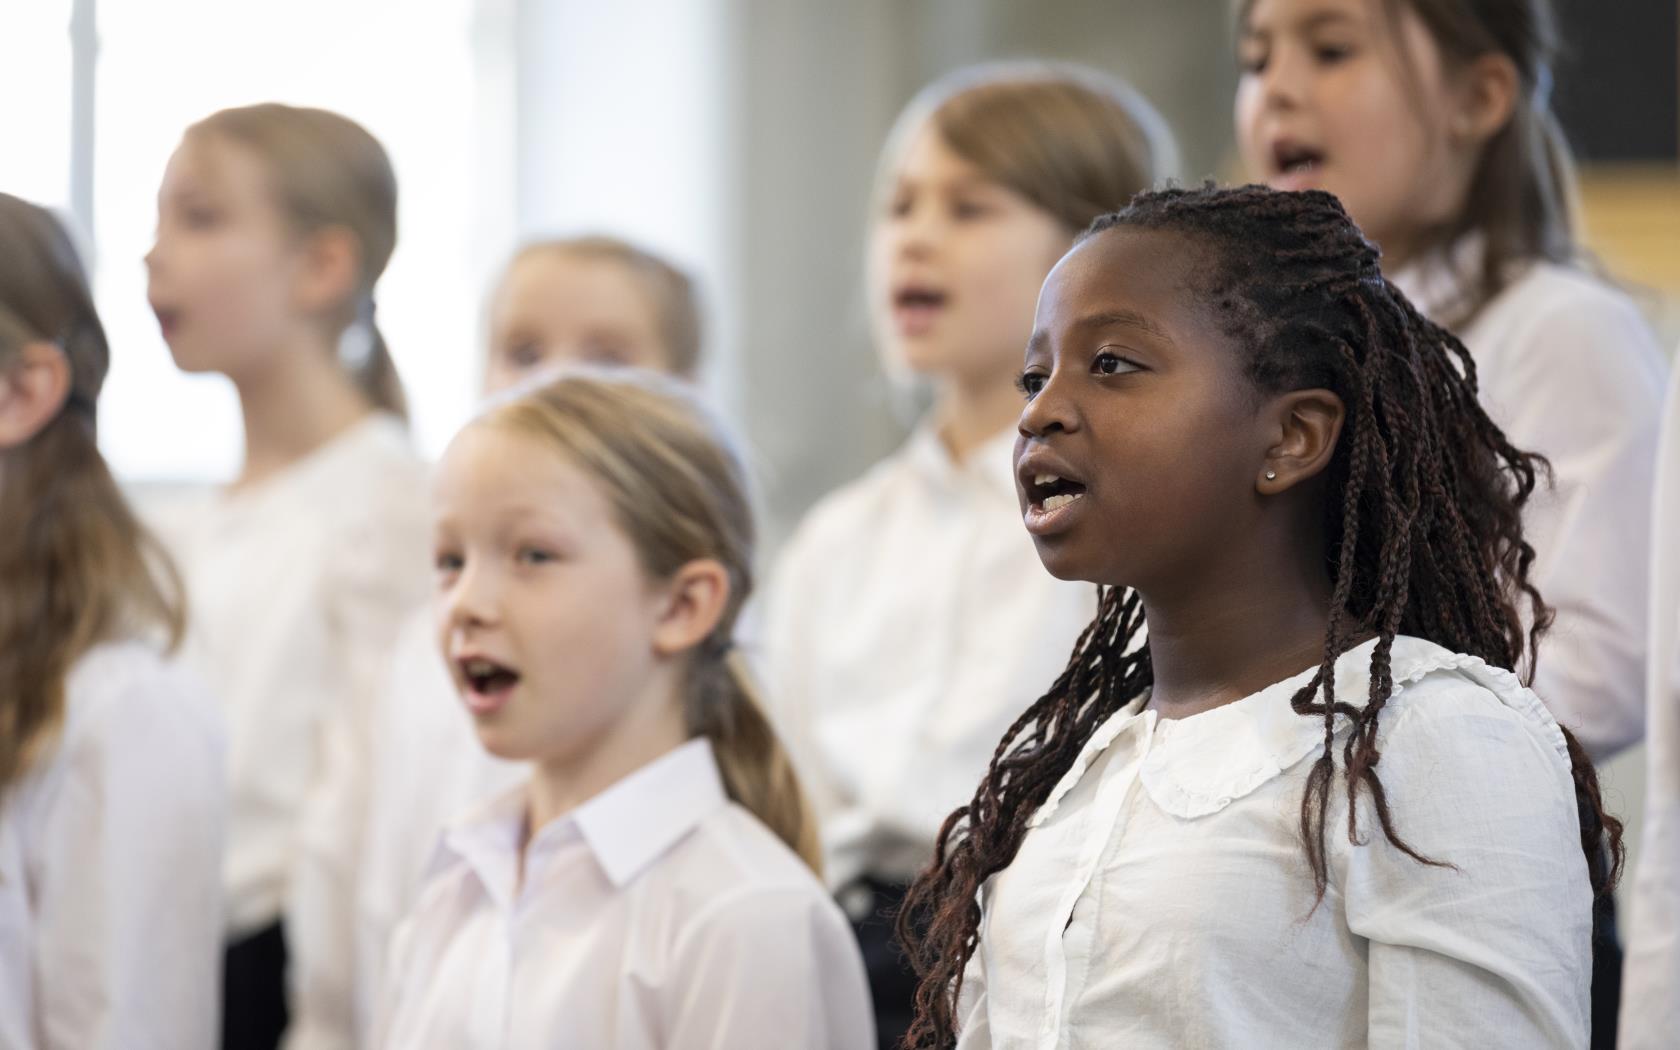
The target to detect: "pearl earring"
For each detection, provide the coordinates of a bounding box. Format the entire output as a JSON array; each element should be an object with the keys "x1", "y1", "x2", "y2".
[{"x1": 1265, "y1": 469, "x2": 1277, "y2": 480}]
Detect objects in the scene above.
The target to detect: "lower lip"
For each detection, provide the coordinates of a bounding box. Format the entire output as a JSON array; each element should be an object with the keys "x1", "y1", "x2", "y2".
[
  {"x1": 1023, "y1": 492, "x2": 1088, "y2": 537},
  {"x1": 893, "y1": 301, "x2": 944, "y2": 337},
  {"x1": 1270, "y1": 165, "x2": 1324, "y2": 193},
  {"x1": 462, "y1": 681, "x2": 517, "y2": 716}
]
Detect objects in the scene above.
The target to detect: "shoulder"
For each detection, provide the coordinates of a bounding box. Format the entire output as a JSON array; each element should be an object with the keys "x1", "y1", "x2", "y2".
[
  {"x1": 67, "y1": 641, "x2": 223, "y2": 747},
  {"x1": 1368, "y1": 638, "x2": 1575, "y2": 802},
  {"x1": 661, "y1": 804, "x2": 849, "y2": 943},
  {"x1": 1479, "y1": 264, "x2": 1666, "y2": 374}
]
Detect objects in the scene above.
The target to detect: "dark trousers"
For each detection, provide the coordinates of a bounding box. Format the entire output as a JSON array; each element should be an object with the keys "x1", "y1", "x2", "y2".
[
  {"x1": 223, "y1": 921, "x2": 289, "y2": 1050},
  {"x1": 845, "y1": 878, "x2": 917, "y2": 1050},
  {"x1": 1591, "y1": 891, "x2": 1622, "y2": 1050}
]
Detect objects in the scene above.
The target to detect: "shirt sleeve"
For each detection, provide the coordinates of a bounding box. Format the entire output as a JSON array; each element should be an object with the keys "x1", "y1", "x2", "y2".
[
  {"x1": 952, "y1": 935, "x2": 993, "y2": 1049},
  {"x1": 1337, "y1": 694, "x2": 1593, "y2": 1048},
  {"x1": 286, "y1": 472, "x2": 431, "y2": 1050},
  {"x1": 32, "y1": 668, "x2": 227, "y2": 1050},
  {"x1": 662, "y1": 888, "x2": 875, "y2": 1050},
  {"x1": 1483, "y1": 281, "x2": 1666, "y2": 759},
  {"x1": 1619, "y1": 362, "x2": 1680, "y2": 1050}
]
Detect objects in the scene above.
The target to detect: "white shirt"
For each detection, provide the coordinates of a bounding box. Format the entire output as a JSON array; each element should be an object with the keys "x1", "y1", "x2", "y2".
[
  {"x1": 764, "y1": 423, "x2": 1097, "y2": 887},
  {"x1": 375, "y1": 739, "x2": 875, "y2": 1050},
  {"x1": 0, "y1": 641, "x2": 227, "y2": 1050},
  {"x1": 958, "y1": 635, "x2": 1592, "y2": 1050},
  {"x1": 1619, "y1": 358, "x2": 1680, "y2": 1050},
  {"x1": 147, "y1": 413, "x2": 431, "y2": 935},
  {"x1": 1393, "y1": 251, "x2": 1668, "y2": 759},
  {"x1": 286, "y1": 609, "x2": 525, "y2": 1050}
]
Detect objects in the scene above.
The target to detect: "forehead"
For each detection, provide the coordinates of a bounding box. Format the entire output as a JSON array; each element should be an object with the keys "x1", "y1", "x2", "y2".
[
  {"x1": 1038, "y1": 226, "x2": 1216, "y2": 334},
  {"x1": 1243, "y1": 0, "x2": 1375, "y2": 32},
  {"x1": 435, "y1": 423, "x2": 601, "y2": 514},
  {"x1": 889, "y1": 123, "x2": 992, "y2": 188},
  {"x1": 161, "y1": 134, "x2": 269, "y2": 202},
  {"x1": 494, "y1": 252, "x2": 659, "y2": 330}
]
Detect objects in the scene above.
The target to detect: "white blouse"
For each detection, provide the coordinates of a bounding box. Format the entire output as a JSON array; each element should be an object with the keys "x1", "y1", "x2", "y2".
[
  {"x1": 375, "y1": 739, "x2": 875, "y2": 1050},
  {"x1": 0, "y1": 641, "x2": 226, "y2": 1050},
  {"x1": 1619, "y1": 358, "x2": 1680, "y2": 1050},
  {"x1": 958, "y1": 635, "x2": 1592, "y2": 1050},
  {"x1": 1392, "y1": 252, "x2": 1668, "y2": 759},
  {"x1": 763, "y1": 423, "x2": 1097, "y2": 889},
  {"x1": 146, "y1": 413, "x2": 431, "y2": 936}
]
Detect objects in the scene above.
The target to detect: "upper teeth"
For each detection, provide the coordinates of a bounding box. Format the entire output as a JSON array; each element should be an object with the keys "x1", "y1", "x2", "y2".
[
  {"x1": 1035, "y1": 474, "x2": 1061, "y2": 486},
  {"x1": 464, "y1": 658, "x2": 498, "y2": 676}
]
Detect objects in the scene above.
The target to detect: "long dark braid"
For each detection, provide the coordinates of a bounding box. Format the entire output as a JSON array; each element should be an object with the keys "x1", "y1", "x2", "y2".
[{"x1": 896, "y1": 184, "x2": 1624, "y2": 1050}]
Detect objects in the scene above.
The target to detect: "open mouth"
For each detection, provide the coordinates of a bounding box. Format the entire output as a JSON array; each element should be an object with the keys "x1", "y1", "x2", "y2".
[
  {"x1": 457, "y1": 655, "x2": 521, "y2": 714},
  {"x1": 892, "y1": 284, "x2": 949, "y2": 335},
  {"x1": 1270, "y1": 140, "x2": 1325, "y2": 187},
  {"x1": 1026, "y1": 471, "x2": 1088, "y2": 512}
]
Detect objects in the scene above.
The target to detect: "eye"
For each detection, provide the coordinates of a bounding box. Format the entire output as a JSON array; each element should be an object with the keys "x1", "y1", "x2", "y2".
[
  {"x1": 887, "y1": 191, "x2": 912, "y2": 219},
  {"x1": 1015, "y1": 370, "x2": 1048, "y2": 400},
  {"x1": 516, "y1": 546, "x2": 557, "y2": 567},
  {"x1": 1312, "y1": 42, "x2": 1354, "y2": 65},
  {"x1": 952, "y1": 199, "x2": 992, "y2": 220},
  {"x1": 1237, "y1": 44, "x2": 1268, "y2": 75},
  {"x1": 182, "y1": 205, "x2": 221, "y2": 230},
  {"x1": 580, "y1": 339, "x2": 631, "y2": 367},
  {"x1": 504, "y1": 342, "x2": 545, "y2": 370},
  {"x1": 1092, "y1": 350, "x2": 1140, "y2": 377},
  {"x1": 434, "y1": 550, "x2": 463, "y2": 577}
]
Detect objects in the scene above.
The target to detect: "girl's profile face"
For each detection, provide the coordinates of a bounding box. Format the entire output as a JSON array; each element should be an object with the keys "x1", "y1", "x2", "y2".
[
  {"x1": 1014, "y1": 227, "x2": 1266, "y2": 590},
  {"x1": 1234, "y1": 0, "x2": 1473, "y2": 256},
  {"x1": 145, "y1": 137, "x2": 311, "y2": 378},
  {"x1": 431, "y1": 423, "x2": 670, "y2": 765},
  {"x1": 483, "y1": 252, "x2": 673, "y2": 396},
  {"x1": 868, "y1": 123, "x2": 1071, "y2": 387}
]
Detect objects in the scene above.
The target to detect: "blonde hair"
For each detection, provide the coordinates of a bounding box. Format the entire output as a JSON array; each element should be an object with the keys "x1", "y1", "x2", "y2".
[
  {"x1": 0, "y1": 194, "x2": 186, "y2": 795},
  {"x1": 481, "y1": 370, "x2": 821, "y2": 872},
  {"x1": 503, "y1": 236, "x2": 703, "y2": 376},
  {"x1": 876, "y1": 60, "x2": 1179, "y2": 233},
  {"x1": 187, "y1": 103, "x2": 408, "y2": 417}
]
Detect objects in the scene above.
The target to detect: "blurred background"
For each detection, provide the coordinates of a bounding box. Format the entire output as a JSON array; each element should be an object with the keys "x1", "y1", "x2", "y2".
[{"x1": 4, "y1": 0, "x2": 1677, "y2": 903}]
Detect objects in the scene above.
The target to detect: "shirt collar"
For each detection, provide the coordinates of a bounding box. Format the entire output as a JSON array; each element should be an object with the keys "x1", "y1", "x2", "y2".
[
  {"x1": 1031, "y1": 635, "x2": 1563, "y2": 825},
  {"x1": 903, "y1": 419, "x2": 1020, "y2": 502},
  {"x1": 1389, "y1": 232, "x2": 1487, "y2": 325},
  {"x1": 435, "y1": 738, "x2": 730, "y2": 902}
]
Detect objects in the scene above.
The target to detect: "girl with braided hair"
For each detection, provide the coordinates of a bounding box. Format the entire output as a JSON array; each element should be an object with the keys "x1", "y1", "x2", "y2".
[{"x1": 897, "y1": 185, "x2": 1620, "y2": 1049}]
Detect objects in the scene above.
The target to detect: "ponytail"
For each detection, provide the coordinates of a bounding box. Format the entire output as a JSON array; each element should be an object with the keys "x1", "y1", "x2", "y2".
[
  {"x1": 338, "y1": 297, "x2": 407, "y2": 420},
  {"x1": 688, "y1": 647, "x2": 823, "y2": 875}
]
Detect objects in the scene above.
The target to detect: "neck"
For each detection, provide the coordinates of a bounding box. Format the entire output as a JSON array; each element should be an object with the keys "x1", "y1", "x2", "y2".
[
  {"x1": 230, "y1": 337, "x2": 371, "y2": 489},
  {"x1": 1140, "y1": 513, "x2": 1336, "y2": 719},
  {"x1": 934, "y1": 368, "x2": 1022, "y2": 463},
  {"x1": 525, "y1": 675, "x2": 689, "y2": 841}
]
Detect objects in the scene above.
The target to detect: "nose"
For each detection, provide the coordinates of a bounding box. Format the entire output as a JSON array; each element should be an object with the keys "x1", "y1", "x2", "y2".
[
  {"x1": 439, "y1": 557, "x2": 500, "y2": 638},
  {"x1": 1259, "y1": 43, "x2": 1306, "y2": 114},
  {"x1": 892, "y1": 199, "x2": 940, "y2": 262},
  {"x1": 1018, "y1": 369, "x2": 1078, "y2": 440}
]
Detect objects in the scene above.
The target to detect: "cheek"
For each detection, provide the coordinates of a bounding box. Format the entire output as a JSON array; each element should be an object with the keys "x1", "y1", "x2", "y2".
[{"x1": 1233, "y1": 81, "x2": 1267, "y2": 171}]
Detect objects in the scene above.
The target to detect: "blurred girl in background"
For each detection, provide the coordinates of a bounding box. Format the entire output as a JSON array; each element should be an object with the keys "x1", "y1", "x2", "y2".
[
  {"x1": 0, "y1": 192, "x2": 225, "y2": 1050},
  {"x1": 144, "y1": 103, "x2": 431, "y2": 1050}
]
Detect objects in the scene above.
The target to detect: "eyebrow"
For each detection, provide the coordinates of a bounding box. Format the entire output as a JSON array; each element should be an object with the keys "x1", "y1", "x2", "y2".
[
  {"x1": 1242, "y1": 6, "x2": 1358, "y2": 37},
  {"x1": 1078, "y1": 309, "x2": 1173, "y2": 343}
]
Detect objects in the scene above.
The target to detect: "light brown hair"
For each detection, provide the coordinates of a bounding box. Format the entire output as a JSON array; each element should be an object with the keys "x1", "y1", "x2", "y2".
[
  {"x1": 482, "y1": 370, "x2": 821, "y2": 872},
  {"x1": 503, "y1": 236, "x2": 703, "y2": 376},
  {"x1": 187, "y1": 103, "x2": 408, "y2": 416},
  {"x1": 0, "y1": 194, "x2": 186, "y2": 795},
  {"x1": 876, "y1": 60, "x2": 1179, "y2": 234}
]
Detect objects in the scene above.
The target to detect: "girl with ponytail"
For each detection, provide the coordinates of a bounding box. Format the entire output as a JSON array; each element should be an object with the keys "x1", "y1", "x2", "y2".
[
  {"x1": 376, "y1": 369, "x2": 871, "y2": 1050},
  {"x1": 144, "y1": 103, "x2": 431, "y2": 1049}
]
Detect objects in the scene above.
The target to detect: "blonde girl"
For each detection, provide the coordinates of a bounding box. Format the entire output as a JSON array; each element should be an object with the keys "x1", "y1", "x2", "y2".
[
  {"x1": 762, "y1": 60, "x2": 1174, "y2": 1047},
  {"x1": 0, "y1": 192, "x2": 225, "y2": 1049},
  {"x1": 376, "y1": 369, "x2": 872, "y2": 1049},
  {"x1": 289, "y1": 236, "x2": 704, "y2": 1049},
  {"x1": 144, "y1": 103, "x2": 431, "y2": 1049}
]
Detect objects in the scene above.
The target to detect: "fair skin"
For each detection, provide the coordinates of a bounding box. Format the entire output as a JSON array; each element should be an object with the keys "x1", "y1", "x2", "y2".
[
  {"x1": 146, "y1": 135, "x2": 372, "y2": 489},
  {"x1": 868, "y1": 124, "x2": 1073, "y2": 461},
  {"x1": 1235, "y1": 0, "x2": 1518, "y2": 270},
  {"x1": 483, "y1": 251, "x2": 675, "y2": 395},
  {"x1": 432, "y1": 423, "x2": 729, "y2": 851},
  {"x1": 0, "y1": 342, "x2": 71, "y2": 454}
]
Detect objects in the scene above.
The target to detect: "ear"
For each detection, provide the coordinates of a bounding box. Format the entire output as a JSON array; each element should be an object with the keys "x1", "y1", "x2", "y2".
[
  {"x1": 1257, "y1": 388, "x2": 1344, "y2": 495},
  {"x1": 0, "y1": 342, "x2": 73, "y2": 449},
  {"x1": 1449, "y1": 52, "x2": 1519, "y2": 146},
  {"x1": 292, "y1": 225, "x2": 363, "y2": 317},
  {"x1": 649, "y1": 558, "x2": 733, "y2": 659}
]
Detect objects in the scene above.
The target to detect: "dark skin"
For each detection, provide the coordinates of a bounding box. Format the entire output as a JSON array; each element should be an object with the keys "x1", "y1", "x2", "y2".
[{"x1": 1014, "y1": 226, "x2": 1347, "y2": 717}]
